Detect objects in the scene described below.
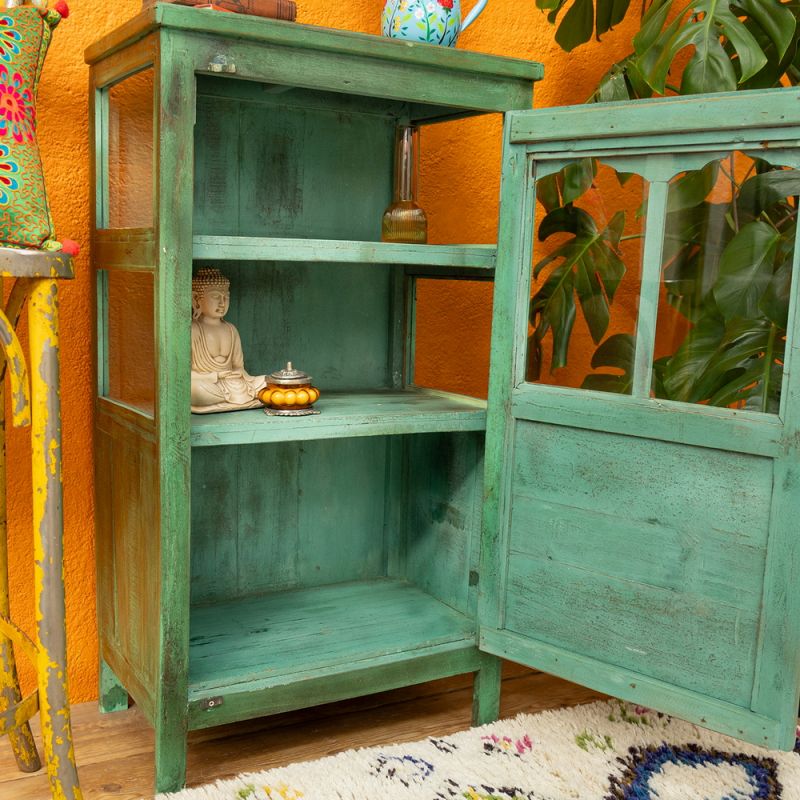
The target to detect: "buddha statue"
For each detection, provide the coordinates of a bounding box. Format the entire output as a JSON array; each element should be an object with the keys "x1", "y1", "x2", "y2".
[{"x1": 190, "y1": 267, "x2": 266, "y2": 414}]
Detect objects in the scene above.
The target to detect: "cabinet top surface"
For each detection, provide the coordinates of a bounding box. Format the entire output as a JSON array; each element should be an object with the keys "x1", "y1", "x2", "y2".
[{"x1": 85, "y1": 3, "x2": 544, "y2": 84}]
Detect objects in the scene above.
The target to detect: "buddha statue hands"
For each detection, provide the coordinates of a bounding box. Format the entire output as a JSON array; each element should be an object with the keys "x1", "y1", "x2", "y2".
[{"x1": 190, "y1": 267, "x2": 266, "y2": 414}]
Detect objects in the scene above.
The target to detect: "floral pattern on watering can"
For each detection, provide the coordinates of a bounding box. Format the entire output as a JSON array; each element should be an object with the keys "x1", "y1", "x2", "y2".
[{"x1": 382, "y1": 0, "x2": 488, "y2": 47}]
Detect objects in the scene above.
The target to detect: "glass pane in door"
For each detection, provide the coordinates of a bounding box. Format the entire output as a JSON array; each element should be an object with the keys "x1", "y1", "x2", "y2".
[
  {"x1": 526, "y1": 159, "x2": 646, "y2": 393},
  {"x1": 653, "y1": 152, "x2": 799, "y2": 413}
]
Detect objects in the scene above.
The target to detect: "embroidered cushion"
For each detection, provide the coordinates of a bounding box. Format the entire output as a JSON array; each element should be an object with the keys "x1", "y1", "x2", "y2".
[{"x1": 0, "y1": 4, "x2": 66, "y2": 250}]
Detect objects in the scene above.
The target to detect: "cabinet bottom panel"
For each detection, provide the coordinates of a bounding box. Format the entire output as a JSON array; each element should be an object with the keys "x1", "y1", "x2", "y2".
[{"x1": 188, "y1": 578, "x2": 478, "y2": 729}]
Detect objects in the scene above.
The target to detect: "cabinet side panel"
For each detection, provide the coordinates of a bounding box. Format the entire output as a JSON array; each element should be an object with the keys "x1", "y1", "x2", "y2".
[
  {"x1": 405, "y1": 432, "x2": 484, "y2": 615},
  {"x1": 96, "y1": 416, "x2": 160, "y2": 714}
]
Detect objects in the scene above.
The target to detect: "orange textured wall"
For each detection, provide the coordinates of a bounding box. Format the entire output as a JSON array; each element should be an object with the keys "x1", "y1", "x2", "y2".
[{"x1": 6, "y1": 0, "x2": 638, "y2": 704}]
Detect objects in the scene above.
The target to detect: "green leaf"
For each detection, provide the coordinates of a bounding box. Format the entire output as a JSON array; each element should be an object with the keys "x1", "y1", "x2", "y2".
[
  {"x1": 713, "y1": 220, "x2": 781, "y2": 320},
  {"x1": 536, "y1": 173, "x2": 562, "y2": 214},
  {"x1": 662, "y1": 310, "x2": 726, "y2": 401},
  {"x1": 662, "y1": 201, "x2": 733, "y2": 313},
  {"x1": 737, "y1": 168, "x2": 800, "y2": 220},
  {"x1": 555, "y1": 0, "x2": 595, "y2": 51},
  {"x1": 530, "y1": 184, "x2": 627, "y2": 373},
  {"x1": 734, "y1": 0, "x2": 796, "y2": 62},
  {"x1": 593, "y1": 62, "x2": 634, "y2": 101},
  {"x1": 561, "y1": 157, "x2": 598, "y2": 204},
  {"x1": 636, "y1": 0, "x2": 771, "y2": 94},
  {"x1": 666, "y1": 161, "x2": 719, "y2": 213},
  {"x1": 531, "y1": 263, "x2": 578, "y2": 369},
  {"x1": 575, "y1": 256, "x2": 610, "y2": 342},
  {"x1": 759, "y1": 258, "x2": 793, "y2": 328},
  {"x1": 633, "y1": 0, "x2": 674, "y2": 53},
  {"x1": 581, "y1": 333, "x2": 635, "y2": 393},
  {"x1": 596, "y1": 0, "x2": 632, "y2": 37},
  {"x1": 537, "y1": 205, "x2": 598, "y2": 242},
  {"x1": 681, "y1": 28, "x2": 739, "y2": 93}
]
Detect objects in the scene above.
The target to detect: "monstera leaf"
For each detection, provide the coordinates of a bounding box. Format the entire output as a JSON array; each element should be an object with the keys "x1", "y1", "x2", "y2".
[
  {"x1": 633, "y1": 0, "x2": 796, "y2": 93},
  {"x1": 581, "y1": 333, "x2": 635, "y2": 393},
  {"x1": 536, "y1": 0, "x2": 634, "y2": 51},
  {"x1": 528, "y1": 204, "x2": 626, "y2": 379}
]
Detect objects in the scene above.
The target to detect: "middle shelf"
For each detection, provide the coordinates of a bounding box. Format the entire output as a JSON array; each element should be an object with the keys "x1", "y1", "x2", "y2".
[
  {"x1": 192, "y1": 235, "x2": 497, "y2": 276},
  {"x1": 191, "y1": 388, "x2": 488, "y2": 447}
]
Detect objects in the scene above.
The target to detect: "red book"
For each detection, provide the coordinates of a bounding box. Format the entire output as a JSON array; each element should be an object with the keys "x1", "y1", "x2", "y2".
[{"x1": 165, "y1": 0, "x2": 297, "y2": 21}]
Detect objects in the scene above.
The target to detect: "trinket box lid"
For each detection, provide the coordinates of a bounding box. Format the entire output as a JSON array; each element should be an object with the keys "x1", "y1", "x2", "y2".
[{"x1": 268, "y1": 362, "x2": 312, "y2": 386}]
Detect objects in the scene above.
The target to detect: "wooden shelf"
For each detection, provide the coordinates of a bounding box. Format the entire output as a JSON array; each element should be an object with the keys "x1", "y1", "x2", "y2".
[
  {"x1": 192, "y1": 236, "x2": 496, "y2": 275},
  {"x1": 190, "y1": 389, "x2": 487, "y2": 447},
  {"x1": 189, "y1": 580, "x2": 475, "y2": 690}
]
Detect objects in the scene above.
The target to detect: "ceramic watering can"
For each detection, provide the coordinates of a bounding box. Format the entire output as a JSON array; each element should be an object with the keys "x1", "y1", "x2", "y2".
[{"x1": 382, "y1": 0, "x2": 488, "y2": 47}]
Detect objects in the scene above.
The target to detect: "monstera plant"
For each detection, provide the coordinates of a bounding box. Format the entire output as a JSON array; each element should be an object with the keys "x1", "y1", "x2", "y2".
[{"x1": 531, "y1": 0, "x2": 800, "y2": 412}]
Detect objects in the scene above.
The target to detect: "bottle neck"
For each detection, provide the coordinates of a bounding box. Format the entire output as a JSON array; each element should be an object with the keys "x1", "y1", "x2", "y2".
[{"x1": 393, "y1": 125, "x2": 419, "y2": 203}]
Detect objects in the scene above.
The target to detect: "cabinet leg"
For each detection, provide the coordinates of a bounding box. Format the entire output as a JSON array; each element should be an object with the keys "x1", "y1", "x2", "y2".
[
  {"x1": 99, "y1": 658, "x2": 128, "y2": 714},
  {"x1": 472, "y1": 653, "x2": 502, "y2": 726},
  {"x1": 155, "y1": 720, "x2": 188, "y2": 795}
]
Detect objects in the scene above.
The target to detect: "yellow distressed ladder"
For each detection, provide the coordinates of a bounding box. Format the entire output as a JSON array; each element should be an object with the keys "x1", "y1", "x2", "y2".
[{"x1": 0, "y1": 247, "x2": 81, "y2": 800}]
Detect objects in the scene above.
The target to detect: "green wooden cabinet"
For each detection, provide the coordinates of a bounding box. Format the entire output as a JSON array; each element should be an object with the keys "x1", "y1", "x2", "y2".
[
  {"x1": 88, "y1": 7, "x2": 800, "y2": 795},
  {"x1": 87, "y1": 6, "x2": 540, "y2": 793}
]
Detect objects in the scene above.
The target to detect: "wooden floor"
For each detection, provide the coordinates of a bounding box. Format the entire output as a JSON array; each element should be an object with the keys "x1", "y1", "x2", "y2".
[{"x1": 0, "y1": 663, "x2": 602, "y2": 800}]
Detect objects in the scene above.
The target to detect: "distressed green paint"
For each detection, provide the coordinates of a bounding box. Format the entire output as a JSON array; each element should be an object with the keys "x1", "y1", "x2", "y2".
[
  {"x1": 89, "y1": 13, "x2": 539, "y2": 794},
  {"x1": 191, "y1": 390, "x2": 487, "y2": 447},
  {"x1": 99, "y1": 659, "x2": 128, "y2": 714},
  {"x1": 481, "y1": 89, "x2": 800, "y2": 753}
]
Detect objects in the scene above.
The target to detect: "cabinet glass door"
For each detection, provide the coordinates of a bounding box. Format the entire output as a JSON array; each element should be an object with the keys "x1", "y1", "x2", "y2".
[{"x1": 481, "y1": 90, "x2": 800, "y2": 750}]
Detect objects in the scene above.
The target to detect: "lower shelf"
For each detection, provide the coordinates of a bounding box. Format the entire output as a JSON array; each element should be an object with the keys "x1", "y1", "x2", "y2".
[
  {"x1": 188, "y1": 579, "x2": 478, "y2": 727},
  {"x1": 190, "y1": 388, "x2": 487, "y2": 446}
]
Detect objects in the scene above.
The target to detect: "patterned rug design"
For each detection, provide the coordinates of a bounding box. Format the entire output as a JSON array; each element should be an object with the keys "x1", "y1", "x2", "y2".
[{"x1": 158, "y1": 699, "x2": 800, "y2": 800}]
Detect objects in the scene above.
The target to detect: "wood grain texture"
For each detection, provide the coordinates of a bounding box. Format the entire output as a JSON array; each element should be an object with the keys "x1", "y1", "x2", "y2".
[
  {"x1": 192, "y1": 237, "x2": 497, "y2": 268},
  {"x1": 510, "y1": 87, "x2": 800, "y2": 144},
  {"x1": 190, "y1": 391, "x2": 487, "y2": 446},
  {"x1": 0, "y1": 667, "x2": 597, "y2": 800},
  {"x1": 88, "y1": 12, "x2": 540, "y2": 792},
  {"x1": 188, "y1": 580, "x2": 475, "y2": 690}
]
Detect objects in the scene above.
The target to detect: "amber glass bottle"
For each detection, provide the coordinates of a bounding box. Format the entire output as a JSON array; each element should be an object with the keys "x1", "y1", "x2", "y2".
[{"x1": 381, "y1": 125, "x2": 427, "y2": 244}]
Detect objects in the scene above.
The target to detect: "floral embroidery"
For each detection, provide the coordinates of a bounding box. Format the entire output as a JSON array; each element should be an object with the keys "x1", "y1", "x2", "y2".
[
  {"x1": 575, "y1": 729, "x2": 614, "y2": 752},
  {"x1": 481, "y1": 733, "x2": 533, "y2": 757},
  {"x1": 0, "y1": 17, "x2": 20, "y2": 63},
  {"x1": 0, "y1": 143, "x2": 19, "y2": 205},
  {"x1": 439, "y1": 0, "x2": 454, "y2": 8},
  {"x1": 372, "y1": 753, "x2": 435, "y2": 786},
  {"x1": 0, "y1": 63, "x2": 34, "y2": 142}
]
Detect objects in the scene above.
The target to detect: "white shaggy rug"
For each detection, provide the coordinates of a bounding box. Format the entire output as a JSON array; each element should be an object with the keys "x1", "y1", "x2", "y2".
[{"x1": 157, "y1": 699, "x2": 800, "y2": 800}]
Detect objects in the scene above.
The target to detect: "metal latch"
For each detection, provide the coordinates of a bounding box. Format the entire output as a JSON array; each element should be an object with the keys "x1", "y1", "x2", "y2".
[{"x1": 208, "y1": 55, "x2": 236, "y2": 74}]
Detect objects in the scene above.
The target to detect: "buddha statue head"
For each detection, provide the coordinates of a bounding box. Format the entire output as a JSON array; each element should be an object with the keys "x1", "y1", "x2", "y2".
[{"x1": 192, "y1": 267, "x2": 231, "y2": 321}]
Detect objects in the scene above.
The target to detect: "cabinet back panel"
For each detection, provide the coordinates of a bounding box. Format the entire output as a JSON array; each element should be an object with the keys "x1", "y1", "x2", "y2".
[
  {"x1": 194, "y1": 85, "x2": 394, "y2": 240},
  {"x1": 197, "y1": 261, "x2": 394, "y2": 391},
  {"x1": 191, "y1": 438, "x2": 388, "y2": 603},
  {"x1": 404, "y1": 432, "x2": 484, "y2": 616},
  {"x1": 503, "y1": 420, "x2": 772, "y2": 707}
]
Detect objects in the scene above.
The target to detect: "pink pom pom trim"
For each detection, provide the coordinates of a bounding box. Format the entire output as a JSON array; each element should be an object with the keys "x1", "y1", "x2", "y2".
[
  {"x1": 54, "y1": 1, "x2": 70, "y2": 18},
  {"x1": 60, "y1": 239, "x2": 80, "y2": 256}
]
